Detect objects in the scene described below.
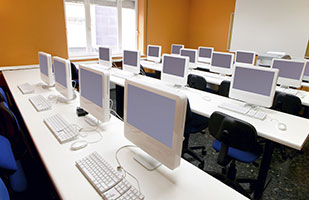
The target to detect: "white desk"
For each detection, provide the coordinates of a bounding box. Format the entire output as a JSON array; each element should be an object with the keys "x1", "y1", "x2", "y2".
[
  {"x1": 189, "y1": 69, "x2": 231, "y2": 86},
  {"x1": 3, "y1": 68, "x2": 248, "y2": 200},
  {"x1": 107, "y1": 73, "x2": 309, "y2": 150},
  {"x1": 190, "y1": 69, "x2": 309, "y2": 107},
  {"x1": 106, "y1": 70, "x2": 309, "y2": 199},
  {"x1": 140, "y1": 60, "x2": 162, "y2": 71}
]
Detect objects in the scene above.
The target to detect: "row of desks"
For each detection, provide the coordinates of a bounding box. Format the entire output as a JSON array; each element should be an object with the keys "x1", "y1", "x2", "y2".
[{"x1": 3, "y1": 68, "x2": 250, "y2": 200}]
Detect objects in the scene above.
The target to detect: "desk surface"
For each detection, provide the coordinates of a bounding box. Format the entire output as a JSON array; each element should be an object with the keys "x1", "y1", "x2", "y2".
[
  {"x1": 107, "y1": 70, "x2": 309, "y2": 151},
  {"x1": 3, "y1": 68, "x2": 248, "y2": 200}
]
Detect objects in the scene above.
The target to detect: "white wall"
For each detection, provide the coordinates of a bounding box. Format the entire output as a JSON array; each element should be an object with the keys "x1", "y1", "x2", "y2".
[{"x1": 230, "y1": 0, "x2": 309, "y2": 59}]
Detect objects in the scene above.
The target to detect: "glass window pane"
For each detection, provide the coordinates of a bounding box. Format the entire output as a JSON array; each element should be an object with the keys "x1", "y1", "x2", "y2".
[
  {"x1": 92, "y1": 5, "x2": 119, "y2": 54},
  {"x1": 122, "y1": 8, "x2": 137, "y2": 51},
  {"x1": 65, "y1": 2, "x2": 87, "y2": 52}
]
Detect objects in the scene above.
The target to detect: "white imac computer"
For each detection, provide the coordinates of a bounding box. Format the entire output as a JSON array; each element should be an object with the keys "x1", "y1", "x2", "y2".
[
  {"x1": 235, "y1": 50, "x2": 256, "y2": 66},
  {"x1": 197, "y1": 47, "x2": 214, "y2": 63},
  {"x1": 271, "y1": 59, "x2": 306, "y2": 88},
  {"x1": 53, "y1": 57, "x2": 75, "y2": 102},
  {"x1": 38, "y1": 51, "x2": 54, "y2": 87},
  {"x1": 124, "y1": 78, "x2": 187, "y2": 170},
  {"x1": 161, "y1": 54, "x2": 189, "y2": 87},
  {"x1": 171, "y1": 44, "x2": 184, "y2": 55},
  {"x1": 229, "y1": 65, "x2": 279, "y2": 108},
  {"x1": 79, "y1": 64, "x2": 110, "y2": 124},
  {"x1": 180, "y1": 48, "x2": 198, "y2": 69},
  {"x1": 123, "y1": 50, "x2": 140, "y2": 74},
  {"x1": 210, "y1": 51, "x2": 234, "y2": 75},
  {"x1": 302, "y1": 61, "x2": 309, "y2": 82},
  {"x1": 98, "y1": 47, "x2": 112, "y2": 68},
  {"x1": 147, "y1": 45, "x2": 161, "y2": 63}
]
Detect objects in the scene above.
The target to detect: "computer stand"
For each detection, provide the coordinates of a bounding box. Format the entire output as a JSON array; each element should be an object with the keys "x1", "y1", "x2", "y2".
[
  {"x1": 57, "y1": 92, "x2": 77, "y2": 104},
  {"x1": 42, "y1": 84, "x2": 55, "y2": 89},
  {"x1": 84, "y1": 114, "x2": 111, "y2": 126},
  {"x1": 133, "y1": 149, "x2": 161, "y2": 171}
]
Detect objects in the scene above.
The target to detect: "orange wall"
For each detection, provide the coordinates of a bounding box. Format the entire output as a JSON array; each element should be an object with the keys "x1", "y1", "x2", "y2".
[
  {"x1": 186, "y1": 0, "x2": 236, "y2": 51},
  {"x1": 147, "y1": 0, "x2": 190, "y2": 54},
  {"x1": 0, "y1": 0, "x2": 68, "y2": 67}
]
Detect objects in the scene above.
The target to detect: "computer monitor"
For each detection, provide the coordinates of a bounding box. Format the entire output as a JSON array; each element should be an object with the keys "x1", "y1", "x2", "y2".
[
  {"x1": 53, "y1": 57, "x2": 75, "y2": 102},
  {"x1": 124, "y1": 78, "x2": 187, "y2": 170},
  {"x1": 271, "y1": 59, "x2": 306, "y2": 88},
  {"x1": 123, "y1": 50, "x2": 140, "y2": 74},
  {"x1": 98, "y1": 47, "x2": 112, "y2": 68},
  {"x1": 229, "y1": 65, "x2": 279, "y2": 108},
  {"x1": 210, "y1": 51, "x2": 234, "y2": 75},
  {"x1": 79, "y1": 64, "x2": 110, "y2": 123},
  {"x1": 302, "y1": 61, "x2": 309, "y2": 82},
  {"x1": 171, "y1": 44, "x2": 184, "y2": 55},
  {"x1": 147, "y1": 45, "x2": 161, "y2": 63},
  {"x1": 235, "y1": 50, "x2": 256, "y2": 66},
  {"x1": 161, "y1": 54, "x2": 189, "y2": 87},
  {"x1": 197, "y1": 47, "x2": 214, "y2": 63},
  {"x1": 180, "y1": 48, "x2": 197, "y2": 68},
  {"x1": 38, "y1": 52, "x2": 54, "y2": 87}
]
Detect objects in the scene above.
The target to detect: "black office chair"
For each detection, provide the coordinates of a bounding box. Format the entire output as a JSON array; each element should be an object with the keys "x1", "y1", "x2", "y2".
[
  {"x1": 272, "y1": 91, "x2": 302, "y2": 116},
  {"x1": 182, "y1": 101, "x2": 208, "y2": 169},
  {"x1": 140, "y1": 65, "x2": 161, "y2": 79},
  {"x1": 71, "y1": 63, "x2": 79, "y2": 89},
  {"x1": 207, "y1": 111, "x2": 263, "y2": 198},
  {"x1": 271, "y1": 91, "x2": 302, "y2": 160},
  {"x1": 187, "y1": 74, "x2": 215, "y2": 93},
  {"x1": 218, "y1": 80, "x2": 230, "y2": 97}
]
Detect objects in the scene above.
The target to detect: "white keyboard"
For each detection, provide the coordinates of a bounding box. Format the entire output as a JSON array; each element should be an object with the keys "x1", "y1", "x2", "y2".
[
  {"x1": 29, "y1": 95, "x2": 51, "y2": 111},
  {"x1": 76, "y1": 152, "x2": 145, "y2": 200},
  {"x1": 219, "y1": 102, "x2": 267, "y2": 120},
  {"x1": 112, "y1": 69, "x2": 135, "y2": 79},
  {"x1": 18, "y1": 83, "x2": 34, "y2": 94},
  {"x1": 44, "y1": 114, "x2": 78, "y2": 143}
]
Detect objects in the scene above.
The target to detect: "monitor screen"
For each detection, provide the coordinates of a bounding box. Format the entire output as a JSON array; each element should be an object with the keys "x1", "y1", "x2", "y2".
[
  {"x1": 272, "y1": 59, "x2": 304, "y2": 80},
  {"x1": 127, "y1": 84, "x2": 176, "y2": 148},
  {"x1": 236, "y1": 51, "x2": 255, "y2": 64},
  {"x1": 123, "y1": 51, "x2": 138, "y2": 67},
  {"x1": 99, "y1": 47, "x2": 110, "y2": 61},
  {"x1": 211, "y1": 53, "x2": 233, "y2": 69},
  {"x1": 39, "y1": 53, "x2": 48, "y2": 76},
  {"x1": 171, "y1": 45, "x2": 183, "y2": 54},
  {"x1": 232, "y1": 67, "x2": 275, "y2": 97},
  {"x1": 54, "y1": 59, "x2": 67, "y2": 88},
  {"x1": 162, "y1": 55, "x2": 186, "y2": 77},
  {"x1": 148, "y1": 46, "x2": 160, "y2": 57},
  {"x1": 180, "y1": 49, "x2": 196, "y2": 63},
  {"x1": 304, "y1": 62, "x2": 309, "y2": 76},
  {"x1": 80, "y1": 68, "x2": 103, "y2": 107},
  {"x1": 199, "y1": 48, "x2": 212, "y2": 58}
]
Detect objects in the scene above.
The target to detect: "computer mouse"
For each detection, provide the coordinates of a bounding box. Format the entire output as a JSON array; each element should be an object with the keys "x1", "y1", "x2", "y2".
[
  {"x1": 202, "y1": 96, "x2": 212, "y2": 101},
  {"x1": 70, "y1": 140, "x2": 88, "y2": 151},
  {"x1": 277, "y1": 123, "x2": 287, "y2": 131}
]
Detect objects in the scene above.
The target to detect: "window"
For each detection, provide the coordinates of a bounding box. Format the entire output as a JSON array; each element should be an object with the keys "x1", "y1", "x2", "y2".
[{"x1": 65, "y1": 0, "x2": 137, "y2": 57}]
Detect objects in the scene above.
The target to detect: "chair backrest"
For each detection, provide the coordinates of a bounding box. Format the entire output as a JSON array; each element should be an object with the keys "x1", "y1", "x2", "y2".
[
  {"x1": 218, "y1": 80, "x2": 230, "y2": 97},
  {"x1": 272, "y1": 91, "x2": 301, "y2": 116},
  {"x1": 0, "y1": 102, "x2": 20, "y2": 139},
  {"x1": 71, "y1": 63, "x2": 79, "y2": 80},
  {"x1": 187, "y1": 74, "x2": 207, "y2": 92},
  {"x1": 0, "y1": 87, "x2": 9, "y2": 105},
  {"x1": 209, "y1": 111, "x2": 258, "y2": 165},
  {"x1": 0, "y1": 178, "x2": 10, "y2": 200}
]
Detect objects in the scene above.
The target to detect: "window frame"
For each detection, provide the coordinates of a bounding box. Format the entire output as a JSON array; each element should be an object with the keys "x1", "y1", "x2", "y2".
[{"x1": 64, "y1": 0, "x2": 139, "y2": 58}]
